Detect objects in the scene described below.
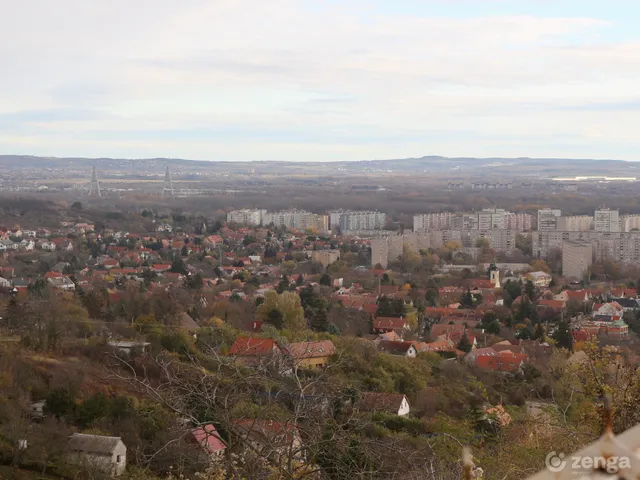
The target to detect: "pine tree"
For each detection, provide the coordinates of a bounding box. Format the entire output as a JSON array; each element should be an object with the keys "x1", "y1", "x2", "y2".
[
  {"x1": 457, "y1": 332, "x2": 473, "y2": 353},
  {"x1": 553, "y1": 321, "x2": 573, "y2": 351}
]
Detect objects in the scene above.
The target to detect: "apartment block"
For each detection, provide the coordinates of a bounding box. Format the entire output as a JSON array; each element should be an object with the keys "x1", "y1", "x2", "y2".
[
  {"x1": 533, "y1": 230, "x2": 640, "y2": 264},
  {"x1": 262, "y1": 210, "x2": 328, "y2": 231},
  {"x1": 537, "y1": 209, "x2": 562, "y2": 231},
  {"x1": 505, "y1": 212, "x2": 533, "y2": 232},
  {"x1": 338, "y1": 211, "x2": 387, "y2": 232},
  {"x1": 311, "y1": 250, "x2": 340, "y2": 268},
  {"x1": 226, "y1": 209, "x2": 266, "y2": 226},
  {"x1": 621, "y1": 214, "x2": 640, "y2": 233},
  {"x1": 555, "y1": 215, "x2": 594, "y2": 232},
  {"x1": 562, "y1": 240, "x2": 593, "y2": 280},
  {"x1": 413, "y1": 212, "x2": 453, "y2": 231},
  {"x1": 370, "y1": 233, "x2": 434, "y2": 268},
  {"x1": 594, "y1": 209, "x2": 620, "y2": 232}
]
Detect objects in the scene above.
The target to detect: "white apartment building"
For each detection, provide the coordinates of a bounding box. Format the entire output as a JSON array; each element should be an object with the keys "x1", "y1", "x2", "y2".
[
  {"x1": 338, "y1": 211, "x2": 386, "y2": 232},
  {"x1": 413, "y1": 212, "x2": 453, "y2": 231},
  {"x1": 505, "y1": 212, "x2": 533, "y2": 232},
  {"x1": 227, "y1": 209, "x2": 266, "y2": 226},
  {"x1": 555, "y1": 215, "x2": 594, "y2": 232},
  {"x1": 328, "y1": 210, "x2": 344, "y2": 230},
  {"x1": 621, "y1": 214, "x2": 640, "y2": 232},
  {"x1": 562, "y1": 240, "x2": 593, "y2": 280},
  {"x1": 262, "y1": 210, "x2": 328, "y2": 230},
  {"x1": 478, "y1": 208, "x2": 507, "y2": 230},
  {"x1": 537, "y1": 209, "x2": 562, "y2": 231},
  {"x1": 594, "y1": 209, "x2": 620, "y2": 232},
  {"x1": 532, "y1": 230, "x2": 640, "y2": 264}
]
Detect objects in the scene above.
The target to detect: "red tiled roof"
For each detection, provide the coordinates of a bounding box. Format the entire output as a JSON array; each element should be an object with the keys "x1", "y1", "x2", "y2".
[
  {"x1": 285, "y1": 341, "x2": 336, "y2": 360},
  {"x1": 191, "y1": 424, "x2": 226, "y2": 453},
  {"x1": 373, "y1": 317, "x2": 407, "y2": 331},
  {"x1": 229, "y1": 337, "x2": 280, "y2": 356}
]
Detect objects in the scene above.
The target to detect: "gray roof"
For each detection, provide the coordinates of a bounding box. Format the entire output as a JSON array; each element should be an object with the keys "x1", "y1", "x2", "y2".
[{"x1": 67, "y1": 433, "x2": 124, "y2": 454}]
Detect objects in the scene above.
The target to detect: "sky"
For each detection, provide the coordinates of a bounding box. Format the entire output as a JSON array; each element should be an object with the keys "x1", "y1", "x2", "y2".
[{"x1": 1, "y1": 0, "x2": 639, "y2": 162}]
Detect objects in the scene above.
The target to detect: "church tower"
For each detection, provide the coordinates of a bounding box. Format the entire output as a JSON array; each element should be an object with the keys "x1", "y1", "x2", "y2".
[{"x1": 489, "y1": 263, "x2": 501, "y2": 289}]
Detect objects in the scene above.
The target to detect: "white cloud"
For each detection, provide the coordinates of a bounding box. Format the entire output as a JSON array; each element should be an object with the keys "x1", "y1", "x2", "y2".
[{"x1": 0, "y1": 0, "x2": 638, "y2": 160}]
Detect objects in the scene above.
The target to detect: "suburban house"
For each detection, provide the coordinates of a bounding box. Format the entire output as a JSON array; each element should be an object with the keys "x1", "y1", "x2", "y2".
[
  {"x1": 609, "y1": 298, "x2": 640, "y2": 313},
  {"x1": 67, "y1": 433, "x2": 127, "y2": 476},
  {"x1": 231, "y1": 419, "x2": 303, "y2": 461},
  {"x1": 371, "y1": 317, "x2": 409, "y2": 335},
  {"x1": 357, "y1": 392, "x2": 411, "y2": 416},
  {"x1": 284, "y1": 340, "x2": 336, "y2": 370},
  {"x1": 229, "y1": 337, "x2": 283, "y2": 365},
  {"x1": 108, "y1": 341, "x2": 151, "y2": 356},
  {"x1": 47, "y1": 275, "x2": 76, "y2": 291},
  {"x1": 376, "y1": 340, "x2": 417, "y2": 358},
  {"x1": 466, "y1": 348, "x2": 528, "y2": 373},
  {"x1": 526, "y1": 271, "x2": 552, "y2": 287},
  {"x1": 189, "y1": 424, "x2": 226, "y2": 461}
]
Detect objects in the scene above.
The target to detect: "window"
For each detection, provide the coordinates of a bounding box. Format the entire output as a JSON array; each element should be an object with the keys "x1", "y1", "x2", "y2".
[{"x1": 116, "y1": 455, "x2": 122, "y2": 463}]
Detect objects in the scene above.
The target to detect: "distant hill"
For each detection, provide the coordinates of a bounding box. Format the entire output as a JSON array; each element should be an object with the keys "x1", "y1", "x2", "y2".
[{"x1": 0, "y1": 154, "x2": 637, "y2": 177}]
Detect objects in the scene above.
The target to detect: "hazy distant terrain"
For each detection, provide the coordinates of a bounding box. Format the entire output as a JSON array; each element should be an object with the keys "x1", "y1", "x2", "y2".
[{"x1": 0, "y1": 154, "x2": 637, "y2": 178}]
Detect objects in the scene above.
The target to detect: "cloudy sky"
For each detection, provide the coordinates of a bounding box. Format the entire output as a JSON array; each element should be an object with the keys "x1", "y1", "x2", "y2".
[{"x1": 1, "y1": 0, "x2": 639, "y2": 161}]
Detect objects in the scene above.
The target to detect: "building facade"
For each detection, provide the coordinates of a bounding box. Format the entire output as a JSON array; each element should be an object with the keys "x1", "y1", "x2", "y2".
[
  {"x1": 338, "y1": 211, "x2": 387, "y2": 232},
  {"x1": 537, "y1": 209, "x2": 562, "y2": 231},
  {"x1": 555, "y1": 215, "x2": 594, "y2": 232},
  {"x1": 226, "y1": 209, "x2": 266, "y2": 226},
  {"x1": 562, "y1": 240, "x2": 593, "y2": 279},
  {"x1": 594, "y1": 208, "x2": 620, "y2": 232}
]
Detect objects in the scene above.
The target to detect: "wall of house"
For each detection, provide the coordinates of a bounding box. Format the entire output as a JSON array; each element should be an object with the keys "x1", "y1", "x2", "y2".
[
  {"x1": 397, "y1": 398, "x2": 411, "y2": 416},
  {"x1": 298, "y1": 356, "x2": 330, "y2": 369},
  {"x1": 68, "y1": 444, "x2": 126, "y2": 477}
]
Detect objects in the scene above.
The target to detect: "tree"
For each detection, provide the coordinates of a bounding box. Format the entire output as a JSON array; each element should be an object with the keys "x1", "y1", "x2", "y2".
[
  {"x1": 485, "y1": 320, "x2": 501, "y2": 335},
  {"x1": 257, "y1": 291, "x2": 306, "y2": 331},
  {"x1": 171, "y1": 256, "x2": 188, "y2": 274},
  {"x1": 524, "y1": 280, "x2": 536, "y2": 300},
  {"x1": 299, "y1": 285, "x2": 329, "y2": 332},
  {"x1": 425, "y1": 289, "x2": 438, "y2": 307},
  {"x1": 45, "y1": 387, "x2": 76, "y2": 418},
  {"x1": 265, "y1": 309, "x2": 284, "y2": 329},
  {"x1": 459, "y1": 289, "x2": 474, "y2": 308},
  {"x1": 319, "y1": 273, "x2": 332, "y2": 287},
  {"x1": 530, "y1": 259, "x2": 551, "y2": 273},
  {"x1": 457, "y1": 333, "x2": 472, "y2": 353},
  {"x1": 553, "y1": 321, "x2": 573, "y2": 351}
]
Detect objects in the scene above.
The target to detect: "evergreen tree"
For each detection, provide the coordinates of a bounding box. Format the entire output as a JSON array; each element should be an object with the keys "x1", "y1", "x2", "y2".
[
  {"x1": 531, "y1": 323, "x2": 545, "y2": 341},
  {"x1": 265, "y1": 309, "x2": 284, "y2": 329},
  {"x1": 276, "y1": 275, "x2": 290, "y2": 294},
  {"x1": 525, "y1": 280, "x2": 536, "y2": 300},
  {"x1": 457, "y1": 332, "x2": 473, "y2": 353},
  {"x1": 300, "y1": 285, "x2": 329, "y2": 332},
  {"x1": 319, "y1": 273, "x2": 332, "y2": 286},
  {"x1": 460, "y1": 289, "x2": 474, "y2": 308},
  {"x1": 170, "y1": 256, "x2": 187, "y2": 274},
  {"x1": 553, "y1": 321, "x2": 573, "y2": 351}
]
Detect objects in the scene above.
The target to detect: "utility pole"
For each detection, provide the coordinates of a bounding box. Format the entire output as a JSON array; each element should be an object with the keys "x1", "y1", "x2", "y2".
[
  {"x1": 162, "y1": 166, "x2": 175, "y2": 199},
  {"x1": 88, "y1": 166, "x2": 101, "y2": 197}
]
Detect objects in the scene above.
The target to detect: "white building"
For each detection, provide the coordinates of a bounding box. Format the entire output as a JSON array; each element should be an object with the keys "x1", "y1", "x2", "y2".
[
  {"x1": 67, "y1": 434, "x2": 127, "y2": 477},
  {"x1": 262, "y1": 210, "x2": 328, "y2": 230},
  {"x1": 338, "y1": 211, "x2": 386, "y2": 232},
  {"x1": 413, "y1": 212, "x2": 453, "y2": 231},
  {"x1": 537, "y1": 209, "x2": 562, "y2": 231},
  {"x1": 226, "y1": 209, "x2": 266, "y2": 226},
  {"x1": 562, "y1": 240, "x2": 593, "y2": 280},
  {"x1": 556, "y1": 215, "x2": 594, "y2": 232},
  {"x1": 621, "y1": 214, "x2": 640, "y2": 232},
  {"x1": 594, "y1": 208, "x2": 620, "y2": 232}
]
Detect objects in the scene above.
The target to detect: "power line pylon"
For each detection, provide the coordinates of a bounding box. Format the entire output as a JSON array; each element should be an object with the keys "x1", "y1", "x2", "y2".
[
  {"x1": 88, "y1": 166, "x2": 101, "y2": 197},
  {"x1": 162, "y1": 166, "x2": 175, "y2": 198}
]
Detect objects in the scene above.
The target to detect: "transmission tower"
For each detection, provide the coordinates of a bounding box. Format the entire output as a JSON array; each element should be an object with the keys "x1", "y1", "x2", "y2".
[
  {"x1": 88, "y1": 166, "x2": 101, "y2": 197},
  {"x1": 162, "y1": 166, "x2": 175, "y2": 198}
]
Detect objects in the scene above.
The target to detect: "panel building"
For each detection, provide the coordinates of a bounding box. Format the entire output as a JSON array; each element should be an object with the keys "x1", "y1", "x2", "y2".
[
  {"x1": 594, "y1": 208, "x2": 620, "y2": 232},
  {"x1": 413, "y1": 212, "x2": 453, "y2": 231},
  {"x1": 262, "y1": 210, "x2": 328, "y2": 231},
  {"x1": 537, "y1": 209, "x2": 562, "y2": 231},
  {"x1": 227, "y1": 209, "x2": 266, "y2": 226},
  {"x1": 555, "y1": 215, "x2": 594, "y2": 232},
  {"x1": 562, "y1": 240, "x2": 593, "y2": 280},
  {"x1": 338, "y1": 211, "x2": 387, "y2": 233}
]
